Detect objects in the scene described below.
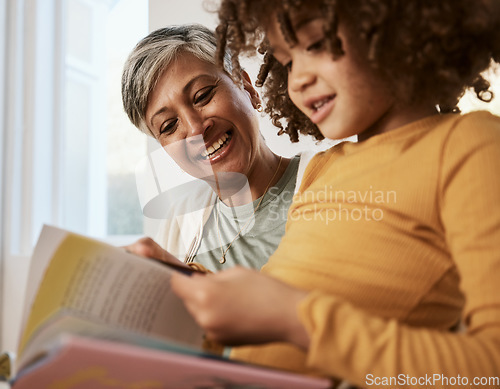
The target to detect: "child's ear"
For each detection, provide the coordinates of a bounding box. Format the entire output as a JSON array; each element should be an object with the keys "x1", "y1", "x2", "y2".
[{"x1": 240, "y1": 70, "x2": 262, "y2": 109}]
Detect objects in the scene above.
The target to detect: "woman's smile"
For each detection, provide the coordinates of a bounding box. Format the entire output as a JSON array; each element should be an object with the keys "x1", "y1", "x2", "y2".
[{"x1": 200, "y1": 130, "x2": 233, "y2": 162}]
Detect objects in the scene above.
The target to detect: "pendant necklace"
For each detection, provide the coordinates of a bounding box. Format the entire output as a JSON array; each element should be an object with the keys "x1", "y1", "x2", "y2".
[{"x1": 215, "y1": 156, "x2": 283, "y2": 264}]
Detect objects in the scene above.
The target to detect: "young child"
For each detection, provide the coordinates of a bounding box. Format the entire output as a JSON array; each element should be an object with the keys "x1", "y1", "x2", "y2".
[{"x1": 171, "y1": 1, "x2": 500, "y2": 387}]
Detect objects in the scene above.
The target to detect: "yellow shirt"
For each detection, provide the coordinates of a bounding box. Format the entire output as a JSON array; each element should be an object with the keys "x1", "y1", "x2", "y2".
[{"x1": 231, "y1": 112, "x2": 500, "y2": 387}]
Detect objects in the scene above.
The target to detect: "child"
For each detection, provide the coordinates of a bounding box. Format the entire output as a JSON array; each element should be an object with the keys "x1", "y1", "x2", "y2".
[{"x1": 171, "y1": 1, "x2": 500, "y2": 387}]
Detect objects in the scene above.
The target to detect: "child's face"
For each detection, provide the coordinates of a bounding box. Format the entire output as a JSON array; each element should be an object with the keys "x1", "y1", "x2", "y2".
[{"x1": 266, "y1": 11, "x2": 398, "y2": 141}]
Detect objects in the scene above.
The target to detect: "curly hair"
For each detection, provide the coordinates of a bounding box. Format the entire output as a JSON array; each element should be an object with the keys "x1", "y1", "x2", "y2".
[{"x1": 215, "y1": 0, "x2": 500, "y2": 142}]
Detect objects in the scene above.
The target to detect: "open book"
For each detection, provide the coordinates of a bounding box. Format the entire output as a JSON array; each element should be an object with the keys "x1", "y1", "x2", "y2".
[{"x1": 10, "y1": 225, "x2": 331, "y2": 389}]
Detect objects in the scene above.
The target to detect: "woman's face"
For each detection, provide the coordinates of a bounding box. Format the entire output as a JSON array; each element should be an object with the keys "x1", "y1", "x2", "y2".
[
  {"x1": 266, "y1": 10, "x2": 400, "y2": 141},
  {"x1": 145, "y1": 52, "x2": 263, "y2": 182}
]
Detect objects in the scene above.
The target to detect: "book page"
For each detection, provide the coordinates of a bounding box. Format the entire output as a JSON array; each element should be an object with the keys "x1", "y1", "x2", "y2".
[
  {"x1": 18, "y1": 227, "x2": 204, "y2": 360},
  {"x1": 19, "y1": 226, "x2": 72, "y2": 333},
  {"x1": 17, "y1": 314, "x2": 207, "y2": 372}
]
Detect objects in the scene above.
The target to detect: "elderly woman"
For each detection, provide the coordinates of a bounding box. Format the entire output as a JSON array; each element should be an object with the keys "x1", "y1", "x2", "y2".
[{"x1": 121, "y1": 24, "x2": 314, "y2": 272}]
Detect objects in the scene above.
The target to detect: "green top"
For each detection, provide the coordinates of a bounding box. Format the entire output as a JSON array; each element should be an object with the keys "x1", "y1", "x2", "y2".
[{"x1": 194, "y1": 155, "x2": 300, "y2": 272}]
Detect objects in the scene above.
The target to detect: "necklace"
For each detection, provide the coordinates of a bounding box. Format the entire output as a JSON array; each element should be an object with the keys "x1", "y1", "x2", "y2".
[{"x1": 215, "y1": 156, "x2": 283, "y2": 264}]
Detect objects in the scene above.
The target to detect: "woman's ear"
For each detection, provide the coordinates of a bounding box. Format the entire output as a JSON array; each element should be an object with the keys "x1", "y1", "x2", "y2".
[{"x1": 240, "y1": 70, "x2": 262, "y2": 110}]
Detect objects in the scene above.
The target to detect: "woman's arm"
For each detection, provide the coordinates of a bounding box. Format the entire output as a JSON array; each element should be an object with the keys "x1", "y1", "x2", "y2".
[{"x1": 124, "y1": 237, "x2": 187, "y2": 267}]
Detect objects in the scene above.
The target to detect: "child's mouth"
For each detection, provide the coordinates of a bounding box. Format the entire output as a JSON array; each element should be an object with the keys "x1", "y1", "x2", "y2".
[
  {"x1": 309, "y1": 95, "x2": 336, "y2": 124},
  {"x1": 312, "y1": 96, "x2": 334, "y2": 111}
]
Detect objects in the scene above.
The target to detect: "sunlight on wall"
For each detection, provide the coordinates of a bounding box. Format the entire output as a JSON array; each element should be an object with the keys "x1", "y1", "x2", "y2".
[{"x1": 459, "y1": 64, "x2": 500, "y2": 116}]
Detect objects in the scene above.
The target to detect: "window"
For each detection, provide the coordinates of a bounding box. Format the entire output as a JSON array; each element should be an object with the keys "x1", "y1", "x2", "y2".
[
  {"x1": 0, "y1": 0, "x2": 148, "y2": 355},
  {"x1": 63, "y1": 0, "x2": 148, "y2": 239}
]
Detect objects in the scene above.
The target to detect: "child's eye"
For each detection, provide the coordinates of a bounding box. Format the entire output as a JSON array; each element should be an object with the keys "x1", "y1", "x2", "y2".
[
  {"x1": 194, "y1": 86, "x2": 215, "y2": 105},
  {"x1": 307, "y1": 38, "x2": 326, "y2": 52},
  {"x1": 160, "y1": 119, "x2": 178, "y2": 136}
]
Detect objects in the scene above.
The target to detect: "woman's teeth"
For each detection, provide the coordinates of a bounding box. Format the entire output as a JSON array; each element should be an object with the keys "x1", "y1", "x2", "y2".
[{"x1": 201, "y1": 132, "x2": 231, "y2": 159}]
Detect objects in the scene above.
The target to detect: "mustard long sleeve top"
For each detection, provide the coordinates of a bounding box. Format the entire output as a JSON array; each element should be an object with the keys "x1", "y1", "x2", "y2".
[{"x1": 231, "y1": 111, "x2": 500, "y2": 388}]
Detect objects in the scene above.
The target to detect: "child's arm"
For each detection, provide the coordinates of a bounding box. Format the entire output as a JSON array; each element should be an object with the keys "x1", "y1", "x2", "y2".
[{"x1": 171, "y1": 267, "x2": 310, "y2": 347}]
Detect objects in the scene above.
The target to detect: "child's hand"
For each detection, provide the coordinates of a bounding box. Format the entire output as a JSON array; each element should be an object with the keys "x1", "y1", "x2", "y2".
[{"x1": 171, "y1": 267, "x2": 310, "y2": 349}]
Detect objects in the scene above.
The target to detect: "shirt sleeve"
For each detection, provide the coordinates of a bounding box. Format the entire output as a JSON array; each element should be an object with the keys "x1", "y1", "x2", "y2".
[{"x1": 297, "y1": 113, "x2": 500, "y2": 387}]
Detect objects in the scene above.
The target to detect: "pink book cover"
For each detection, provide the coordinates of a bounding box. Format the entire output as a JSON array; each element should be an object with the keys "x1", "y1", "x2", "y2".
[{"x1": 12, "y1": 336, "x2": 332, "y2": 389}]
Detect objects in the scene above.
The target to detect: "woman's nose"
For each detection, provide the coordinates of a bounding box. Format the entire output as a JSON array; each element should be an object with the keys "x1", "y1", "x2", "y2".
[{"x1": 184, "y1": 111, "x2": 212, "y2": 137}]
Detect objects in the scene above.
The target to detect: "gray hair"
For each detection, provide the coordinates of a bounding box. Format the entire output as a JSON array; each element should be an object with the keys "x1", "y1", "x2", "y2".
[{"x1": 121, "y1": 24, "x2": 233, "y2": 136}]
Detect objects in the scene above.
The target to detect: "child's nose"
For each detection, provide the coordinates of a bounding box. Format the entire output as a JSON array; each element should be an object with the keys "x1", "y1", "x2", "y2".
[{"x1": 288, "y1": 60, "x2": 316, "y2": 93}]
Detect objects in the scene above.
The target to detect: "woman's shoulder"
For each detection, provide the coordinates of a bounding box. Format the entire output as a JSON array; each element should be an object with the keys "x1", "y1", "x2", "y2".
[{"x1": 154, "y1": 182, "x2": 216, "y2": 255}]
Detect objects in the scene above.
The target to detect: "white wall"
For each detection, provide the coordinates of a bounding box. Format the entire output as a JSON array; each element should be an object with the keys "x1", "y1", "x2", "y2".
[{"x1": 149, "y1": 0, "x2": 219, "y2": 29}]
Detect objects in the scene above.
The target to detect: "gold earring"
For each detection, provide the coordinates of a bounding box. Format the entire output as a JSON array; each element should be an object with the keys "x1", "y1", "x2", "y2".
[{"x1": 256, "y1": 103, "x2": 263, "y2": 112}]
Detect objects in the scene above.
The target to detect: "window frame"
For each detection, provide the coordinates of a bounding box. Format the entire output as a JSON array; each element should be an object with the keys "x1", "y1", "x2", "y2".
[{"x1": 0, "y1": 0, "x2": 129, "y2": 355}]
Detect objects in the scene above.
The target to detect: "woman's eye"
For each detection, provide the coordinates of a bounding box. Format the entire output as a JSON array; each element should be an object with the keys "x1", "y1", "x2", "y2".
[
  {"x1": 285, "y1": 61, "x2": 293, "y2": 72},
  {"x1": 160, "y1": 119, "x2": 178, "y2": 136},
  {"x1": 194, "y1": 86, "x2": 215, "y2": 104}
]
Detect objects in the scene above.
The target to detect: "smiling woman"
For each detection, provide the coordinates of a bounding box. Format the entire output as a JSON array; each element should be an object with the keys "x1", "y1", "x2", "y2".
[{"x1": 121, "y1": 24, "x2": 316, "y2": 272}]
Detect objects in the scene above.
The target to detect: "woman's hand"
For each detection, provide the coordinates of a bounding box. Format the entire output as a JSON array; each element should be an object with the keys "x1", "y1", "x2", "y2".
[
  {"x1": 124, "y1": 237, "x2": 187, "y2": 268},
  {"x1": 171, "y1": 266, "x2": 310, "y2": 349}
]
